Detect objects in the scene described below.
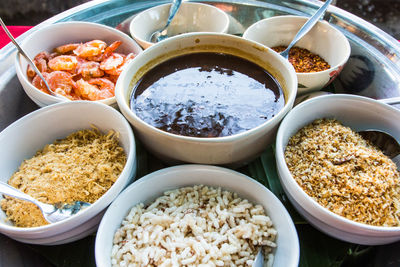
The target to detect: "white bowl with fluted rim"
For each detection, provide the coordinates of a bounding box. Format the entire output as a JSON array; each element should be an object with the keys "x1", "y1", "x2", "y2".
[
  {"x1": 0, "y1": 101, "x2": 136, "y2": 245},
  {"x1": 95, "y1": 164, "x2": 299, "y2": 267},
  {"x1": 115, "y1": 32, "x2": 297, "y2": 166},
  {"x1": 275, "y1": 94, "x2": 400, "y2": 245},
  {"x1": 243, "y1": 15, "x2": 351, "y2": 94},
  {"x1": 129, "y1": 2, "x2": 230, "y2": 49},
  {"x1": 15, "y1": 21, "x2": 143, "y2": 108}
]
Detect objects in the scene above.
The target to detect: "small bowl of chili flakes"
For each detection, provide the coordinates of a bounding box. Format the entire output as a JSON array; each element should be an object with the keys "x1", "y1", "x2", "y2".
[{"x1": 243, "y1": 15, "x2": 351, "y2": 94}]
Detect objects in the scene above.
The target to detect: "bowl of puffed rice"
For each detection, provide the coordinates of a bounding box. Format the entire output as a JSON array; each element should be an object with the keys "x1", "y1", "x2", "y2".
[
  {"x1": 95, "y1": 164, "x2": 299, "y2": 267},
  {"x1": 275, "y1": 94, "x2": 400, "y2": 245}
]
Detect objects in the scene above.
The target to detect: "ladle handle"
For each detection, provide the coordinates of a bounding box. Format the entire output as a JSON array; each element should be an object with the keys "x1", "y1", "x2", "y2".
[{"x1": 280, "y1": 0, "x2": 332, "y2": 58}]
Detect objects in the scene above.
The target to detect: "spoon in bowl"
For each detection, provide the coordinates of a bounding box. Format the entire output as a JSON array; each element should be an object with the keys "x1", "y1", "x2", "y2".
[
  {"x1": 359, "y1": 129, "x2": 400, "y2": 169},
  {"x1": 252, "y1": 249, "x2": 264, "y2": 267},
  {"x1": 296, "y1": 92, "x2": 400, "y2": 169},
  {"x1": 149, "y1": 0, "x2": 183, "y2": 43},
  {"x1": 279, "y1": 0, "x2": 332, "y2": 59},
  {"x1": 0, "y1": 181, "x2": 90, "y2": 224},
  {"x1": 0, "y1": 18, "x2": 69, "y2": 101}
]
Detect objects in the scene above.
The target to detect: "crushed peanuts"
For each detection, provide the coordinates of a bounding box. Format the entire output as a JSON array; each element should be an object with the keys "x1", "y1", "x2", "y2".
[{"x1": 284, "y1": 118, "x2": 400, "y2": 227}]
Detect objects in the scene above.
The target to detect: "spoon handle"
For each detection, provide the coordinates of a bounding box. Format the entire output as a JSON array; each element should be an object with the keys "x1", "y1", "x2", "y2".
[
  {"x1": 0, "y1": 181, "x2": 42, "y2": 208},
  {"x1": 280, "y1": 0, "x2": 332, "y2": 59},
  {"x1": 379, "y1": 97, "x2": 400, "y2": 105},
  {"x1": 164, "y1": 0, "x2": 183, "y2": 29},
  {"x1": 0, "y1": 18, "x2": 63, "y2": 99}
]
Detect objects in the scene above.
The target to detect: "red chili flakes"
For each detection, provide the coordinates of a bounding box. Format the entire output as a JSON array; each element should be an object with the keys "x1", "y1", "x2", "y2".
[{"x1": 272, "y1": 46, "x2": 330, "y2": 73}]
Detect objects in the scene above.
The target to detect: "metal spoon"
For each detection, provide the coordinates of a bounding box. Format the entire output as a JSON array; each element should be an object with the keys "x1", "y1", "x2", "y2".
[
  {"x1": 280, "y1": 0, "x2": 332, "y2": 59},
  {"x1": 0, "y1": 18, "x2": 69, "y2": 101},
  {"x1": 379, "y1": 96, "x2": 400, "y2": 105},
  {"x1": 359, "y1": 130, "x2": 400, "y2": 169},
  {"x1": 0, "y1": 181, "x2": 90, "y2": 224},
  {"x1": 253, "y1": 249, "x2": 264, "y2": 267},
  {"x1": 149, "y1": 0, "x2": 183, "y2": 43}
]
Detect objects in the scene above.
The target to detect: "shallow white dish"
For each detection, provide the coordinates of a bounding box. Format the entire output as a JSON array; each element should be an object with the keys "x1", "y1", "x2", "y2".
[
  {"x1": 116, "y1": 32, "x2": 297, "y2": 166},
  {"x1": 15, "y1": 21, "x2": 143, "y2": 108},
  {"x1": 243, "y1": 15, "x2": 351, "y2": 94},
  {"x1": 0, "y1": 101, "x2": 137, "y2": 245},
  {"x1": 275, "y1": 94, "x2": 400, "y2": 245},
  {"x1": 129, "y1": 2, "x2": 230, "y2": 49},
  {"x1": 95, "y1": 164, "x2": 299, "y2": 267}
]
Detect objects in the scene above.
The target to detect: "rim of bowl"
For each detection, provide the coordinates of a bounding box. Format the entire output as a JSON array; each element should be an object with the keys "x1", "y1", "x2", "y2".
[
  {"x1": 276, "y1": 94, "x2": 400, "y2": 233},
  {"x1": 129, "y1": 2, "x2": 230, "y2": 48},
  {"x1": 116, "y1": 32, "x2": 298, "y2": 143},
  {"x1": 0, "y1": 101, "x2": 135, "y2": 234},
  {"x1": 243, "y1": 15, "x2": 351, "y2": 77},
  {"x1": 95, "y1": 164, "x2": 300, "y2": 266},
  {"x1": 15, "y1": 21, "x2": 142, "y2": 106}
]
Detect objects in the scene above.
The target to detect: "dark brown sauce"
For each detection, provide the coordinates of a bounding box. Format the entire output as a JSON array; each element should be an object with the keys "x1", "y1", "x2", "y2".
[{"x1": 130, "y1": 52, "x2": 284, "y2": 137}]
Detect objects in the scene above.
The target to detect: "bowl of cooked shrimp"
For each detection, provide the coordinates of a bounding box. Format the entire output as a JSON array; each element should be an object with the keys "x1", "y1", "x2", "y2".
[{"x1": 15, "y1": 21, "x2": 143, "y2": 107}]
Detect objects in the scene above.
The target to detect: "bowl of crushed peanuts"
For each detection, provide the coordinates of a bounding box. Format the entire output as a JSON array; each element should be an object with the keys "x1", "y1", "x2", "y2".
[
  {"x1": 95, "y1": 164, "x2": 299, "y2": 267},
  {"x1": 0, "y1": 101, "x2": 136, "y2": 245},
  {"x1": 275, "y1": 94, "x2": 400, "y2": 245},
  {"x1": 15, "y1": 21, "x2": 143, "y2": 107},
  {"x1": 243, "y1": 15, "x2": 351, "y2": 94}
]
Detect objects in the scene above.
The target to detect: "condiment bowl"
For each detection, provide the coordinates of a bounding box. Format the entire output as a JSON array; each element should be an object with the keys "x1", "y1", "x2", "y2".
[
  {"x1": 95, "y1": 164, "x2": 299, "y2": 267},
  {"x1": 275, "y1": 94, "x2": 400, "y2": 245},
  {"x1": 15, "y1": 21, "x2": 143, "y2": 108},
  {"x1": 243, "y1": 15, "x2": 351, "y2": 94},
  {"x1": 115, "y1": 33, "x2": 297, "y2": 166},
  {"x1": 129, "y1": 2, "x2": 230, "y2": 49},
  {"x1": 0, "y1": 101, "x2": 136, "y2": 245}
]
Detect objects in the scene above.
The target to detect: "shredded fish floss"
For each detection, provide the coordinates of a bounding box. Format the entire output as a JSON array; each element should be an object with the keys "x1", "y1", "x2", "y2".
[{"x1": 1, "y1": 128, "x2": 126, "y2": 227}]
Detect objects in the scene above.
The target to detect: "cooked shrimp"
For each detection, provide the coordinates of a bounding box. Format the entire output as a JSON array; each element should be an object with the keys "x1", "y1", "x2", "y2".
[
  {"x1": 103, "y1": 41, "x2": 122, "y2": 58},
  {"x1": 32, "y1": 72, "x2": 50, "y2": 94},
  {"x1": 104, "y1": 53, "x2": 136, "y2": 76},
  {"x1": 54, "y1": 43, "x2": 81, "y2": 54},
  {"x1": 86, "y1": 40, "x2": 122, "y2": 62},
  {"x1": 73, "y1": 40, "x2": 107, "y2": 58},
  {"x1": 48, "y1": 55, "x2": 78, "y2": 71},
  {"x1": 100, "y1": 53, "x2": 124, "y2": 71},
  {"x1": 34, "y1": 51, "x2": 50, "y2": 62},
  {"x1": 27, "y1": 52, "x2": 50, "y2": 78},
  {"x1": 77, "y1": 61, "x2": 104, "y2": 79},
  {"x1": 28, "y1": 39, "x2": 130, "y2": 100},
  {"x1": 53, "y1": 88, "x2": 78, "y2": 100},
  {"x1": 104, "y1": 74, "x2": 119, "y2": 84},
  {"x1": 46, "y1": 71, "x2": 76, "y2": 96},
  {"x1": 89, "y1": 78, "x2": 115, "y2": 94},
  {"x1": 75, "y1": 78, "x2": 114, "y2": 100}
]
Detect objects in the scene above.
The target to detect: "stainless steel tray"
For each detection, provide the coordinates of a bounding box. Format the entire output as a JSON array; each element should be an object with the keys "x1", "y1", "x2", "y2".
[{"x1": 0, "y1": 0, "x2": 400, "y2": 266}]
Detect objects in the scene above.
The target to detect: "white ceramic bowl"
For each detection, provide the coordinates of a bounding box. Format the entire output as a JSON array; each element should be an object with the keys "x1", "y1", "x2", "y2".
[
  {"x1": 129, "y1": 2, "x2": 230, "y2": 49},
  {"x1": 0, "y1": 101, "x2": 136, "y2": 245},
  {"x1": 95, "y1": 164, "x2": 299, "y2": 267},
  {"x1": 243, "y1": 15, "x2": 351, "y2": 94},
  {"x1": 275, "y1": 94, "x2": 400, "y2": 245},
  {"x1": 116, "y1": 32, "x2": 297, "y2": 166},
  {"x1": 15, "y1": 21, "x2": 143, "y2": 108}
]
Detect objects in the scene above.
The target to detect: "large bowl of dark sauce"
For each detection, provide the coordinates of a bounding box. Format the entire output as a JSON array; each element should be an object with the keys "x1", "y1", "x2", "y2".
[{"x1": 116, "y1": 33, "x2": 297, "y2": 166}]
